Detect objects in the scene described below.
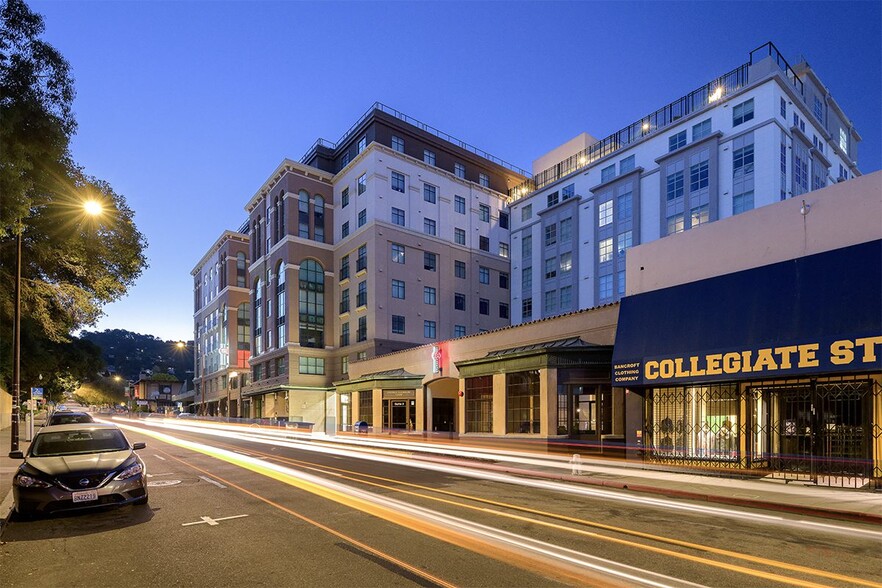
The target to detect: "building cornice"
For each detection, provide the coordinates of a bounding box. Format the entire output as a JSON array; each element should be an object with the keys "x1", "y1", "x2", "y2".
[{"x1": 245, "y1": 159, "x2": 335, "y2": 213}]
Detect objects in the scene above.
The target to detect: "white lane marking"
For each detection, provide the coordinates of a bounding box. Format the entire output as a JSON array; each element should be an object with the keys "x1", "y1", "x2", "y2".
[
  {"x1": 153, "y1": 454, "x2": 166, "y2": 461},
  {"x1": 145, "y1": 472, "x2": 174, "y2": 478},
  {"x1": 182, "y1": 514, "x2": 249, "y2": 527},
  {"x1": 199, "y1": 475, "x2": 227, "y2": 489}
]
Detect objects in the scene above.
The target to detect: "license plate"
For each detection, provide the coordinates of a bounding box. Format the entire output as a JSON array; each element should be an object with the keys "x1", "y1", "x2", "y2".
[{"x1": 72, "y1": 490, "x2": 99, "y2": 503}]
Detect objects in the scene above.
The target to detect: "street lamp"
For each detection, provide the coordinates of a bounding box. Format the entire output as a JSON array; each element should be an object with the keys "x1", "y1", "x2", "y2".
[{"x1": 10, "y1": 200, "x2": 103, "y2": 452}]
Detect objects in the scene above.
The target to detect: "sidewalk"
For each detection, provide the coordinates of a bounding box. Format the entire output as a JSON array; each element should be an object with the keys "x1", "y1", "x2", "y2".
[{"x1": 2, "y1": 423, "x2": 879, "y2": 532}]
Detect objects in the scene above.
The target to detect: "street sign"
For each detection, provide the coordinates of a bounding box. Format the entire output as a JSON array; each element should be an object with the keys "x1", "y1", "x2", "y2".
[
  {"x1": 31, "y1": 387, "x2": 43, "y2": 398},
  {"x1": 136, "y1": 400, "x2": 148, "y2": 406}
]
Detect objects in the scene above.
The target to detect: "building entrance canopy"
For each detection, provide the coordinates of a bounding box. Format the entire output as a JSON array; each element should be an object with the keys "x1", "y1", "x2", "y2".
[{"x1": 612, "y1": 240, "x2": 882, "y2": 386}]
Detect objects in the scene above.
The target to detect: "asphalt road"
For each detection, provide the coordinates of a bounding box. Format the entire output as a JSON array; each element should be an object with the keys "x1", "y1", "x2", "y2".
[{"x1": 2, "y1": 417, "x2": 880, "y2": 588}]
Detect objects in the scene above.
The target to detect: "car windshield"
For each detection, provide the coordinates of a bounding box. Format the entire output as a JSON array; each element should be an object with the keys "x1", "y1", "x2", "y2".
[
  {"x1": 49, "y1": 414, "x2": 94, "y2": 425},
  {"x1": 31, "y1": 429, "x2": 129, "y2": 457}
]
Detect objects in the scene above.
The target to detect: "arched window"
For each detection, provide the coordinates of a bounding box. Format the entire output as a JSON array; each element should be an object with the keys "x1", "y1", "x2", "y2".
[
  {"x1": 237, "y1": 302, "x2": 251, "y2": 355},
  {"x1": 252, "y1": 217, "x2": 262, "y2": 258},
  {"x1": 276, "y1": 261, "x2": 286, "y2": 346},
  {"x1": 236, "y1": 252, "x2": 247, "y2": 288},
  {"x1": 298, "y1": 190, "x2": 310, "y2": 239},
  {"x1": 299, "y1": 259, "x2": 324, "y2": 348},
  {"x1": 314, "y1": 195, "x2": 325, "y2": 243},
  {"x1": 253, "y1": 278, "x2": 263, "y2": 355}
]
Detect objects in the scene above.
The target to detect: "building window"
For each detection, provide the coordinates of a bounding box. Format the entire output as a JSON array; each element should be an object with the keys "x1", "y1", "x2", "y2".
[
  {"x1": 691, "y1": 205, "x2": 709, "y2": 227},
  {"x1": 423, "y1": 286, "x2": 436, "y2": 305},
  {"x1": 479, "y1": 236, "x2": 490, "y2": 251},
  {"x1": 545, "y1": 257, "x2": 556, "y2": 279},
  {"x1": 666, "y1": 171, "x2": 684, "y2": 201},
  {"x1": 357, "y1": 136, "x2": 367, "y2": 153},
  {"x1": 560, "y1": 184, "x2": 575, "y2": 201},
  {"x1": 299, "y1": 357, "x2": 324, "y2": 375},
  {"x1": 521, "y1": 204, "x2": 532, "y2": 221},
  {"x1": 668, "y1": 130, "x2": 687, "y2": 152},
  {"x1": 454, "y1": 325, "x2": 466, "y2": 338},
  {"x1": 598, "y1": 238, "x2": 613, "y2": 263},
  {"x1": 391, "y1": 279, "x2": 405, "y2": 300},
  {"x1": 617, "y1": 192, "x2": 632, "y2": 220},
  {"x1": 780, "y1": 97, "x2": 786, "y2": 118},
  {"x1": 454, "y1": 162, "x2": 466, "y2": 179},
  {"x1": 357, "y1": 173, "x2": 367, "y2": 195},
  {"x1": 424, "y1": 183, "x2": 437, "y2": 204},
  {"x1": 298, "y1": 259, "x2": 324, "y2": 348},
  {"x1": 424, "y1": 251, "x2": 437, "y2": 271},
  {"x1": 499, "y1": 211, "x2": 509, "y2": 229},
  {"x1": 544, "y1": 289, "x2": 556, "y2": 314},
  {"x1": 392, "y1": 315, "x2": 405, "y2": 335},
  {"x1": 314, "y1": 196, "x2": 325, "y2": 243},
  {"x1": 617, "y1": 271, "x2": 626, "y2": 297},
  {"x1": 465, "y1": 375, "x2": 493, "y2": 433},
  {"x1": 499, "y1": 242, "x2": 509, "y2": 258},
  {"x1": 499, "y1": 271, "x2": 509, "y2": 289},
  {"x1": 839, "y1": 128, "x2": 848, "y2": 153},
  {"x1": 598, "y1": 200, "x2": 613, "y2": 227},
  {"x1": 667, "y1": 214, "x2": 684, "y2": 235},
  {"x1": 560, "y1": 217, "x2": 573, "y2": 242},
  {"x1": 357, "y1": 244, "x2": 367, "y2": 273},
  {"x1": 454, "y1": 195, "x2": 466, "y2": 214},
  {"x1": 340, "y1": 322, "x2": 349, "y2": 347},
  {"x1": 522, "y1": 266, "x2": 532, "y2": 292},
  {"x1": 479, "y1": 266, "x2": 490, "y2": 284},
  {"x1": 598, "y1": 274, "x2": 613, "y2": 300},
  {"x1": 455, "y1": 260, "x2": 466, "y2": 279},
  {"x1": 357, "y1": 280, "x2": 367, "y2": 307},
  {"x1": 619, "y1": 155, "x2": 635, "y2": 175},
  {"x1": 341, "y1": 187, "x2": 349, "y2": 208},
  {"x1": 454, "y1": 228, "x2": 466, "y2": 245},
  {"x1": 692, "y1": 118, "x2": 712, "y2": 141},
  {"x1": 690, "y1": 160, "x2": 709, "y2": 192},
  {"x1": 522, "y1": 298, "x2": 532, "y2": 321},
  {"x1": 499, "y1": 302, "x2": 509, "y2": 319},
  {"x1": 340, "y1": 288, "x2": 350, "y2": 314},
  {"x1": 298, "y1": 191, "x2": 310, "y2": 239},
  {"x1": 479, "y1": 203, "x2": 490, "y2": 222},
  {"x1": 617, "y1": 231, "x2": 632, "y2": 254},
  {"x1": 559, "y1": 285, "x2": 572, "y2": 309},
  {"x1": 544, "y1": 224, "x2": 557, "y2": 246},
  {"x1": 479, "y1": 173, "x2": 490, "y2": 188},
  {"x1": 522, "y1": 234, "x2": 532, "y2": 259},
  {"x1": 340, "y1": 255, "x2": 350, "y2": 281},
  {"x1": 391, "y1": 243, "x2": 405, "y2": 264},
  {"x1": 277, "y1": 262, "x2": 286, "y2": 345},
  {"x1": 391, "y1": 171, "x2": 405, "y2": 193},
  {"x1": 236, "y1": 252, "x2": 247, "y2": 288},
  {"x1": 357, "y1": 316, "x2": 367, "y2": 342},
  {"x1": 733, "y1": 144, "x2": 754, "y2": 176},
  {"x1": 424, "y1": 320, "x2": 436, "y2": 339},
  {"x1": 454, "y1": 293, "x2": 466, "y2": 311},
  {"x1": 733, "y1": 190, "x2": 754, "y2": 215},
  {"x1": 423, "y1": 218, "x2": 436, "y2": 236},
  {"x1": 812, "y1": 96, "x2": 824, "y2": 124},
  {"x1": 479, "y1": 298, "x2": 489, "y2": 315},
  {"x1": 341, "y1": 221, "x2": 350, "y2": 239},
  {"x1": 560, "y1": 252, "x2": 572, "y2": 274},
  {"x1": 506, "y1": 371, "x2": 540, "y2": 434},
  {"x1": 732, "y1": 98, "x2": 754, "y2": 126},
  {"x1": 391, "y1": 135, "x2": 405, "y2": 153},
  {"x1": 424, "y1": 149, "x2": 435, "y2": 165},
  {"x1": 547, "y1": 191, "x2": 559, "y2": 207},
  {"x1": 357, "y1": 351, "x2": 366, "y2": 361},
  {"x1": 600, "y1": 165, "x2": 616, "y2": 183},
  {"x1": 341, "y1": 356, "x2": 349, "y2": 374},
  {"x1": 391, "y1": 207, "x2": 405, "y2": 226},
  {"x1": 357, "y1": 208, "x2": 366, "y2": 228}
]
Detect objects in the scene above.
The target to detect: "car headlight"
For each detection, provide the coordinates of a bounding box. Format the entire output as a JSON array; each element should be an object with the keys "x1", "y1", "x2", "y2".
[
  {"x1": 14, "y1": 474, "x2": 52, "y2": 488},
  {"x1": 115, "y1": 462, "x2": 143, "y2": 480}
]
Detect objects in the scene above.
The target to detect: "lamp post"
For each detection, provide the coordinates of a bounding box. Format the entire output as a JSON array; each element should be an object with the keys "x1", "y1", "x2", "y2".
[{"x1": 10, "y1": 200, "x2": 103, "y2": 452}]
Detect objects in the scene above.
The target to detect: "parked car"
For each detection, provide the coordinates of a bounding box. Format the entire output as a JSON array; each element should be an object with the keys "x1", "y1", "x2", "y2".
[
  {"x1": 46, "y1": 411, "x2": 95, "y2": 426},
  {"x1": 8, "y1": 423, "x2": 148, "y2": 518}
]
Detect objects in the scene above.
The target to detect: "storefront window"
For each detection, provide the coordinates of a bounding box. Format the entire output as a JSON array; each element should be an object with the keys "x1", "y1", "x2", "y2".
[
  {"x1": 465, "y1": 376, "x2": 493, "y2": 433},
  {"x1": 648, "y1": 384, "x2": 738, "y2": 461},
  {"x1": 358, "y1": 391, "x2": 372, "y2": 425},
  {"x1": 506, "y1": 371, "x2": 540, "y2": 434}
]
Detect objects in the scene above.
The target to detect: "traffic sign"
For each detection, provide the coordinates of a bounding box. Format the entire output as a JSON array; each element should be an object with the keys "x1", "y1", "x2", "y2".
[{"x1": 31, "y1": 387, "x2": 43, "y2": 398}]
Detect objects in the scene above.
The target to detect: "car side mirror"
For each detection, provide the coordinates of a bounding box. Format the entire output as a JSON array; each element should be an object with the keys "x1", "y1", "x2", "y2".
[
  {"x1": 132, "y1": 442, "x2": 146, "y2": 450},
  {"x1": 8, "y1": 451, "x2": 24, "y2": 459}
]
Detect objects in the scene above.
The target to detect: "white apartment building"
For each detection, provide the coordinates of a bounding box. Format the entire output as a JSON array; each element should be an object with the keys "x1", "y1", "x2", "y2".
[{"x1": 509, "y1": 42, "x2": 861, "y2": 324}]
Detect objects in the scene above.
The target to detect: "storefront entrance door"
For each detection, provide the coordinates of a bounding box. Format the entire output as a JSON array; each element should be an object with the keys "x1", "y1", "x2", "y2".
[{"x1": 384, "y1": 399, "x2": 416, "y2": 431}]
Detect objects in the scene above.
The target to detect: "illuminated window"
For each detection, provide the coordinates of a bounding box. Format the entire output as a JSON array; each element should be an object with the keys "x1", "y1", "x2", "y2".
[
  {"x1": 598, "y1": 238, "x2": 613, "y2": 263},
  {"x1": 598, "y1": 200, "x2": 613, "y2": 226}
]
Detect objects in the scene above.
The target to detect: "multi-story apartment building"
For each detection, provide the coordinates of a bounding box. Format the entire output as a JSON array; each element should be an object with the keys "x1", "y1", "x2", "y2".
[
  {"x1": 191, "y1": 229, "x2": 251, "y2": 416},
  {"x1": 240, "y1": 105, "x2": 528, "y2": 429},
  {"x1": 509, "y1": 42, "x2": 862, "y2": 324}
]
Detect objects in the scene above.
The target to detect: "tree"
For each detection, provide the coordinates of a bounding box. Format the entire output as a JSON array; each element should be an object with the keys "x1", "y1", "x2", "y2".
[{"x1": 0, "y1": 0, "x2": 147, "y2": 391}]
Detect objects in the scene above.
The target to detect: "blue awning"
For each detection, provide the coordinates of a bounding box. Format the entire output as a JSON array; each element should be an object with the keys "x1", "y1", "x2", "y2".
[{"x1": 612, "y1": 240, "x2": 882, "y2": 386}]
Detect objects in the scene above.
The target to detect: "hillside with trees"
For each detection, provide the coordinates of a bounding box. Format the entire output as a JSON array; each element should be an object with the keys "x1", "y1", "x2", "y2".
[{"x1": 80, "y1": 329, "x2": 193, "y2": 382}]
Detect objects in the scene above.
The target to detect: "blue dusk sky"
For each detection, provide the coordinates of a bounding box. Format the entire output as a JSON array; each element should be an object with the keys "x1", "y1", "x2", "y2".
[{"x1": 31, "y1": 0, "x2": 881, "y2": 342}]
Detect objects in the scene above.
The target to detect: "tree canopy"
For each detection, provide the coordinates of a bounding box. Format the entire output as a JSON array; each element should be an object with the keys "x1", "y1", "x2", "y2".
[{"x1": 0, "y1": 0, "x2": 148, "y2": 392}]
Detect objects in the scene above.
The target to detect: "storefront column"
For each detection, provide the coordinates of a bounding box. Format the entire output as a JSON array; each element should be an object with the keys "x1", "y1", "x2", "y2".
[
  {"x1": 416, "y1": 387, "x2": 426, "y2": 432},
  {"x1": 539, "y1": 368, "x2": 557, "y2": 437},
  {"x1": 372, "y1": 388, "x2": 383, "y2": 432},
  {"x1": 492, "y1": 373, "x2": 506, "y2": 435},
  {"x1": 739, "y1": 385, "x2": 749, "y2": 468},
  {"x1": 457, "y1": 377, "x2": 466, "y2": 433}
]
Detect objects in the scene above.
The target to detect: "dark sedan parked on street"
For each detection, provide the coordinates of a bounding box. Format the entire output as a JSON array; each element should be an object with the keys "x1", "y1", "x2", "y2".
[
  {"x1": 8, "y1": 423, "x2": 148, "y2": 517},
  {"x1": 46, "y1": 411, "x2": 95, "y2": 426}
]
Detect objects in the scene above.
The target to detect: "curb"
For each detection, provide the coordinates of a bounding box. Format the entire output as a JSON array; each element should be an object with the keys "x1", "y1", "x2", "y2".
[
  {"x1": 0, "y1": 489, "x2": 14, "y2": 536},
  {"x1": 416, "y1": 454, "x2": 882, "y2": 526}
]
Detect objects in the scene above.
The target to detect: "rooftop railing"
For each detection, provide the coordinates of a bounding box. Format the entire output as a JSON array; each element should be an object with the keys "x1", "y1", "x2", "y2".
[
  {"x1": 750, "y1": 41, "x2": 803, "y2": 96},
  {"x1": 300, "y1": 102, "x2": 531, "y2": 178}
]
